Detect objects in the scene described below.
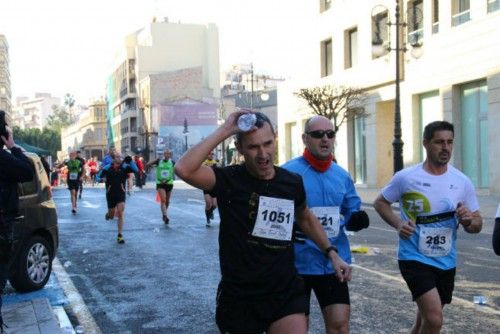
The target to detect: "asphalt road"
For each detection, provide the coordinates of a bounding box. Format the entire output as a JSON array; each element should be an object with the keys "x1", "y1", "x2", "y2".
[{"x1": 52, "y1": 183, "x2": 500, "y2": 334}]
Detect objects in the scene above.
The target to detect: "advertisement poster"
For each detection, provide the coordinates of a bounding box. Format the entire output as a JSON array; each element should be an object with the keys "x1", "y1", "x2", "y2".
[{"x1": 154, "y1": 100, "x2": 218, "y2": 160}]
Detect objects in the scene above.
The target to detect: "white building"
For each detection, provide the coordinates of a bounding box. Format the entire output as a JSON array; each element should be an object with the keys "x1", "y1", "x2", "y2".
[
  {"x1": 278, "y1": 0, "x2": 500, "y2": 194},
  {"x1": 0, "y1": 34, "x2": 12, "y2": 122},
  {"x1": 106, "y1": 18, "x2": 220, "y2": 159},
  {"x1": 12, "y1": 93, "x2": 61, "y2": 129}
]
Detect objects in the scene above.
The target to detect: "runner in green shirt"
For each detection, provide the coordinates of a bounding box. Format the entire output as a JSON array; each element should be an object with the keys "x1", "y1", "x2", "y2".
[{"x1": 146, "y1": 149, "x2": 175, "y2": 224}]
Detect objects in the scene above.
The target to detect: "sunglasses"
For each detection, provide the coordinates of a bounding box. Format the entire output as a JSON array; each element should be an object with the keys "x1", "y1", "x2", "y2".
[{"x1": 306, "y1": 130, "x2": 335, "y2": 139}]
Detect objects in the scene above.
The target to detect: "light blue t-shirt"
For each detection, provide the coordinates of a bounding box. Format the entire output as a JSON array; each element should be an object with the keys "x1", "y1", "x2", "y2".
[{"x1": 381, "y1": 163, "x2": 479, "y2": 270}]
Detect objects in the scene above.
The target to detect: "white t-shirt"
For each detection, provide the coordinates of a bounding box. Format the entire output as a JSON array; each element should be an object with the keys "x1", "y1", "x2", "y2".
[{"x1": 381, "y1": 163, "x2": 479, "y2": 269}]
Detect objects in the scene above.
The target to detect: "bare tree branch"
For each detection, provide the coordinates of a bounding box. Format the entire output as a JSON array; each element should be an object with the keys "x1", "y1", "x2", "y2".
[{"x1": 295, "y1": 85, "x2": 368, "y2": 135}]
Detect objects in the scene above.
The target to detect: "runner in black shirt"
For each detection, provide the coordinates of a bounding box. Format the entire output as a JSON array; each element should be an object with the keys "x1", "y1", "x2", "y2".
[
  {"x1": 175, "y1": 111, "x2": 351, "y2": 334},
  {"x1": 97, "y1": 154, "x2": 138, "y2": 244}
]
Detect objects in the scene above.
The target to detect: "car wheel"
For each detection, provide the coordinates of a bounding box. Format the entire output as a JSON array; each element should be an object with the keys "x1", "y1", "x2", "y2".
[{"x1": 9, "y1": 235, "x2": 53, "y2": 292}]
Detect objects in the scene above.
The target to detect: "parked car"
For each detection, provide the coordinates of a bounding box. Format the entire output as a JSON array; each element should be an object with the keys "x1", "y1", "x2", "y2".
[{"x1": 8, "y1": 152, "x2": 58, "y2": 292}]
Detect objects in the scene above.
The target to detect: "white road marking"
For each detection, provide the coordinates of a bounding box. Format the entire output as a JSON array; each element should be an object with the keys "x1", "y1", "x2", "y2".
[
  {"x1": 368, "y1": 225, "x2": 396, "y2": 233},
  {"x1": 187, "y1": 198, "x2": 204, "y2": 204},
  {"x1": 352, "y1": 264, "x2": 500, "y2": 316},
  {"x1": 53, "y1": 258, "x2": 102, "y2": 334},
  {"x1": 81, "y1": 201, "x2": 101, "y2": 209}
]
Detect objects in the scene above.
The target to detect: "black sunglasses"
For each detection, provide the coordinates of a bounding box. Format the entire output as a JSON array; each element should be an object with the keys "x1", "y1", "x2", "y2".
[{"x1": 306, "y1": 130, "x2": 335, "y2": 139}]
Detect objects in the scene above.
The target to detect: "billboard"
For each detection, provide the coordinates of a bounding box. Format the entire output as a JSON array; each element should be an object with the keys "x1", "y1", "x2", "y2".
[{"x1": 154, "y1": 100, "x2": 218, "y2": 160}]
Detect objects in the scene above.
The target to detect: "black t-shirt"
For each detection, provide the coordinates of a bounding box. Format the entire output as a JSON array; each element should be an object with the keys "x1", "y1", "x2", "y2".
[{"x1": 212, "y1": 164, "x2": 306, "y2": 299}]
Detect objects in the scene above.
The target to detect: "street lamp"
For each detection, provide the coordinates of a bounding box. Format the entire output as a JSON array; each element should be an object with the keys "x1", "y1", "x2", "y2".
[
  {"x1": 372, "y1": 1, "x2": 423, "y2": 173},
  {"x1": 139, "y1": 102, "x2": 158, "y2": 162},
  {"x1": 183, "y1": 117, "x2": 189, "y2": 153}
]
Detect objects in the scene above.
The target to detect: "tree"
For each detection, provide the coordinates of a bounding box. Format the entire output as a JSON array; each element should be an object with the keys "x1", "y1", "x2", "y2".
[
  {"x1": 46, "y1": 105, "x2": 73, "y2": 132},
  {"x1": 13, "y1": 126, "x2": 61, "y2": 158},
  {"x1": 295, "y1": 85, "x2": 368, "y2": 134},
  {"x1": 64, "y1": 93, "x2": 75, "y2": 110}
]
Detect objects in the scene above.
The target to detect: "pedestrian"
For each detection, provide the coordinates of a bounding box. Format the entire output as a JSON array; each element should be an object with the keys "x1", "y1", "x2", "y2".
[
  {"x1": 282, "y1": 115, "x2": 369, "y2": 334},
  {"x1": 50, "y1": 166, "x2": 59, "y2": 187},
  {"x1": 61, "y1": 151, "x2": 83, "y2": 214},
  {"x1": 0, "y1": 115, "x2": 34, "y2": 332},
  {"x1": 373, "y1": 120, "x2": 482, "y2": 334},
  {"x1": 76, "y1": 150, "x2": 86, "y2": 199},
  {"x1": 39, "y1": 154, "x2": 50, "y2": 178},
  {"x1": 146, "y1": 149, "x2": 175, "y2": 225},
  {"x1": 124, "y1": 153, "x2": 134, "y2": 195},
  {"x1": 88, "y1": 157, "x2": 98, "y2": 186},
  {"x1": 174, "y1": 111, "x2": 351, "y2": 334},
  {"x1": 102, "y1": 147, "x2": 116, "y2": 168},
  {"x1": 133, "y1": 155, "x2": 144, "y2": 189},
  {"x1": 97, "y1": 153, "x2": 138, "y2": 244},
  {"x1": 202, "y1": 151, "x2": 219, "y2": 227},
  {"x1": 494, "y1": 203, "x2": 500, "y2": 255}
]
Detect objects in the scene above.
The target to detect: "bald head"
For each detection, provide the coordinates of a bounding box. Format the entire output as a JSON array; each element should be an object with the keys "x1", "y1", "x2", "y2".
[
  {"x1": 302, "y1": 115, "x2": 335, "y2": 160},
  {"x1": 304, "y1": 116, "x2": 333, "y2": 133}
]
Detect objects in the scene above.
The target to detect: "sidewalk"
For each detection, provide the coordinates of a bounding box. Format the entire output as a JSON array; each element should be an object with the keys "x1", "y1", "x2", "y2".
[
  {"x1": 2, "y1": 298, "x2": 63, "y2": 334},
  {"x1": 2, "y1": 271, "x2": 74, "y2": 334}
]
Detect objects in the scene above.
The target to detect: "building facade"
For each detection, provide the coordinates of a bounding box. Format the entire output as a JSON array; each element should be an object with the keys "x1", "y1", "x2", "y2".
[
  {"x1": 106, "y1": 18, "x2": 220, "y2": 159},
  {"x1": 0, "y1": 34, "x2": 12, "y2": 122},
  {"x1": 278, "y1": 0, "x2": 500, "y2": 193},
  {"x1": 12, "y1": 93, "x2": 61, "y2": 129},
  {"x1": 60, "y1": 99, "x2": 108, "y2": 161}
]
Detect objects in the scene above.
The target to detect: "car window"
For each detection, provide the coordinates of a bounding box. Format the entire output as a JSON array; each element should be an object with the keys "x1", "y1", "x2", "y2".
[{"x1": 18, "y1": 159, "x2": 38, "y2": 196}]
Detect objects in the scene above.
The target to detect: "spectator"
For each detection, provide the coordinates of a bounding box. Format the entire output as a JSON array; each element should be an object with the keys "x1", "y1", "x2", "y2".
[{"x1": 0, "y1": 114, "x2": 34, "y2": 331}]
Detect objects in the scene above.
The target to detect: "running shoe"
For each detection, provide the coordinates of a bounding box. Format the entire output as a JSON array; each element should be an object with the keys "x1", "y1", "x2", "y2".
[
  {"x1": 208, "y1": 208, "x2": 215, "y2": 220},
  {"x1": 206, "y1": 219, "x2": 211, "y2": 227},
  {"x1": 78, "y1": 193, "x2": 82, "y2": 199},
  {"x1": 117, "y1": 234, "x2": 125, "y2": 244},
  {"x1": 163, "y1": 215, "x2": 169, "y2": 225},
  {"x1": 72, "y1": 209, "x2": 76, "y2": 214},
  {"x1": 105, "y1": 212, "x2": 110, "y2": 220}
]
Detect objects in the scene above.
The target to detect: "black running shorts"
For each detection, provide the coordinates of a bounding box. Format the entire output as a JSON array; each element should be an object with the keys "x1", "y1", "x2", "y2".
[
  {"x1": 215, "y1": 283, "x2": 307, "y2": 334},
  {"x1": 302, "y1": 274, "x2": 350, "y2": 312},
  {"x1": 67, "y1": 180, "x2": 79, "y2": 190},
  {"x1": 106, "y1": 191, "x2": 126, "y2": 209},
  {"x1": 399, "y1": 260, "x2": 456, "y2": 304},
  {"x1": 156, "y1": 183, "x2": 173, "y2": 192}
]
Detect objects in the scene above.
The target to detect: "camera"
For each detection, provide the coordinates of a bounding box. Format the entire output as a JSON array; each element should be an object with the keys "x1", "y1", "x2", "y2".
[{"x1": 0, "y1": 110, "x2": 9, "y2": 146}]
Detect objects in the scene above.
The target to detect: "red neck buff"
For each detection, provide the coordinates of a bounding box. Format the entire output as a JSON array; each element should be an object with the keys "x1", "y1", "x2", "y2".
[{"x1": 303, "y1": 148, "x2": 332, "y2": 172}]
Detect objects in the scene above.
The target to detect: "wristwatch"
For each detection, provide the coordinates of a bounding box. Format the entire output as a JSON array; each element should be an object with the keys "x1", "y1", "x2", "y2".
[{"x1": 324, "y1": 245, "x2": 338, "y2": 257}]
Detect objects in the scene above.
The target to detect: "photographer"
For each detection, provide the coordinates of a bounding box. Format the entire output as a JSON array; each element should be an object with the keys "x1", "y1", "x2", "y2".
[{"x1": 0, "y1": 111, "x2": 34, "y2": 331}]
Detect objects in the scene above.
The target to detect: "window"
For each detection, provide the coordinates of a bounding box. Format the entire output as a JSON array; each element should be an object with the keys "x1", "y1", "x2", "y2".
[
  {"x1": 320, "y1": 0, "x2": 332, "y2": 13},
  {"x1": 452, "y1": 0, "x2": 470, "y2": 26},
  {"x1": 418, "y1": 91, "x2": 441, "y2": 160},
  {"x1": 407, "y1": 0, "x2": 424, "y2": 45},
  {"x1": 461, "y1": 80, "x2": 489, "y2": 187},
  {"x1": 18, "y1": 160, "x2": 38, "y2": 196},
  {"x1": 372, "y1": 10, "x2": 388, "y2": 59},
  {"x1": 432, "y1": 0, "x2": 440, "y2": 33},
  {"x1": 488, "y1": 0, "x2": 500, "y2": 13},
  {"x1": 130, "y1": 117, "x2": 137, "y2": 132},
  {"x1": 131, "y1": 136, "x2": 137, "y2": 152},
  {"x1": 320, "y1": 39, "x2": 333, "y2": 77},
  {"x1": 353, "y1": 116, "x2": 366, "y2": 183},
  {"x1": 345, "y1": 28, "x2": 358, "y2": 69}
]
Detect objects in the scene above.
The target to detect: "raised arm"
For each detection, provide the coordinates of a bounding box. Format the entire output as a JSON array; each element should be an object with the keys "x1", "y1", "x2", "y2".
[{"x1": 175, "y1": 111, "x2": 242, "y2": 191}]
